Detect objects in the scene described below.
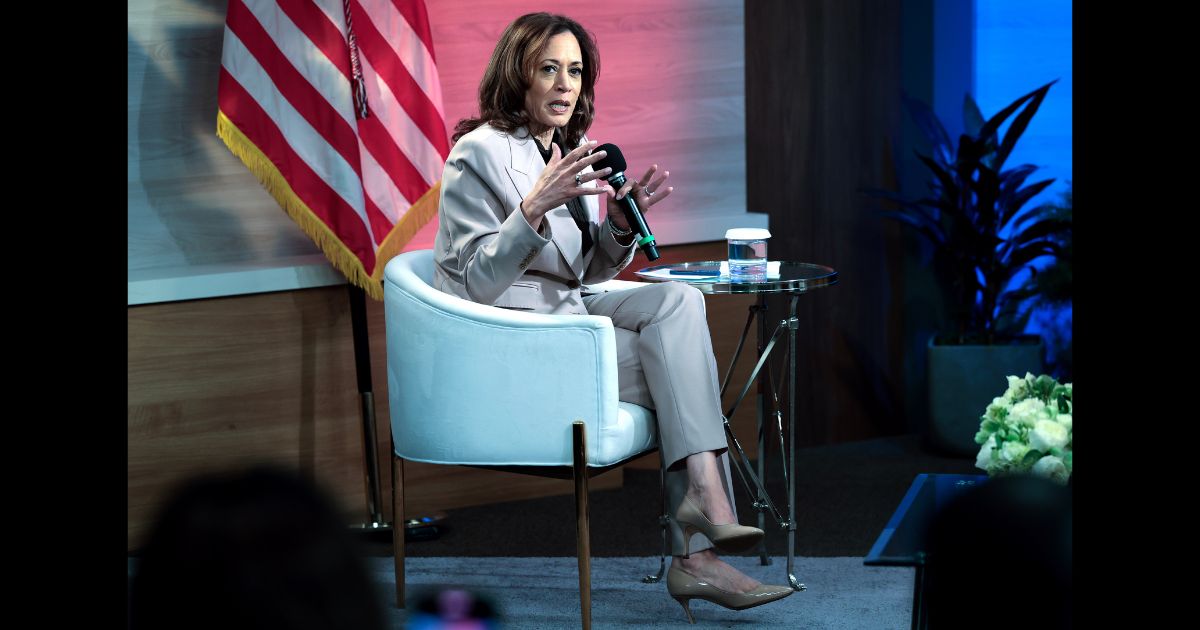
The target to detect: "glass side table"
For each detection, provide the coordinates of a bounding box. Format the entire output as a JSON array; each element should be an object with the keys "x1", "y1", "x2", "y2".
[{"x1": 635, "y1": 260, "x2": 838, "y2": 591}]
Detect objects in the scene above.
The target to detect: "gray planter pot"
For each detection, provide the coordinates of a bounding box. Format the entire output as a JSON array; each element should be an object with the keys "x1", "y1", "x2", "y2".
[{"x1": 927, "y1": 335, "x2": 1044, "y2": 457}]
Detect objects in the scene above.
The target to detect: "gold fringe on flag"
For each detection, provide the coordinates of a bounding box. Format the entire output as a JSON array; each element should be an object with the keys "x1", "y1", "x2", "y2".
[
  {"x1": 371, "y1": 181, "x2": 441, "y2": 287},
  {"x1": 217, "y1": 111, "x2": 439, "y2": 300}
]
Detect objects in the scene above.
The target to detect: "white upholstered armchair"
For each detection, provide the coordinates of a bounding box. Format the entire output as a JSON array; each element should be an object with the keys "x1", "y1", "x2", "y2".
[{"x1": 382, "y1": 249, "x2": 664, "y2": 628}]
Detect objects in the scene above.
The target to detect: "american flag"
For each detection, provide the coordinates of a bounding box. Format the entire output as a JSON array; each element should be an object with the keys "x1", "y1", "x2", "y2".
[{"x1": 216, "y1": 0, "x2": 448, "y2": 299}]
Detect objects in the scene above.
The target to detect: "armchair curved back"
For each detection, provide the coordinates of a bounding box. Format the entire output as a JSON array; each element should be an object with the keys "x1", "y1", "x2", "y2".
[{"x1": 383, "y1": 250, "x2": 654, "y2": 467}]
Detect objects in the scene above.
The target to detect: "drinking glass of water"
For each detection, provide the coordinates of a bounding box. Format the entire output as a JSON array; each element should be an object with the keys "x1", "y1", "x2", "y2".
[{"x1": 725, "y1": 228, "x2": 770, "y2": 282}]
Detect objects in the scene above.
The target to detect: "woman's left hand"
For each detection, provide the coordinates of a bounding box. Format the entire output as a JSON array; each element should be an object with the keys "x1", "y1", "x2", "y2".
[{"x1": 607, "y1": 164, "x2": 673, "y2": 231}]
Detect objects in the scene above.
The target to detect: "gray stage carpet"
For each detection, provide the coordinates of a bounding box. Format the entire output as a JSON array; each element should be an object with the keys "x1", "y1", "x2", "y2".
[{"x1": 382, "y1": 556, "x2": 914, "y2": 629}]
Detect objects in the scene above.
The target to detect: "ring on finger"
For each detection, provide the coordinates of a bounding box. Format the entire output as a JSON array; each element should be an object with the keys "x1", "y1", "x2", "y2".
[{"x1": 575, "y1": 173, "x2": 583, "y2": 186}]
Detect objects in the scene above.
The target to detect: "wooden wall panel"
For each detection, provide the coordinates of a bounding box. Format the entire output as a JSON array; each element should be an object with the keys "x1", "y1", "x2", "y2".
[
  {"x1": 129, "y1": 288, "x2": 366, "y2": 549},
  {"x1": 746, "y1": 1, "x2": 910, "y2": 445}
]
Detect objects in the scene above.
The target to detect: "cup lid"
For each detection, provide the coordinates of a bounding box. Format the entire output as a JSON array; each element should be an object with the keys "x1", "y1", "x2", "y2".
[{"x1": 725, "y1": 228, "x2": 771, "y2": 240}]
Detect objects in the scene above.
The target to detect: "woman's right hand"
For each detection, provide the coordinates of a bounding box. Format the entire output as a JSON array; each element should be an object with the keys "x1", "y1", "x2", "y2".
[{"x1": 521, "y1": 140, "x2": 613, "y2": 226}]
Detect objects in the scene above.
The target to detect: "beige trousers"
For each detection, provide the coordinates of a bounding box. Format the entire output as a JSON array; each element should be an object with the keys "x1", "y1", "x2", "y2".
[{"x1": 583, "y1": 282, "x2": 737, "y2": 556}]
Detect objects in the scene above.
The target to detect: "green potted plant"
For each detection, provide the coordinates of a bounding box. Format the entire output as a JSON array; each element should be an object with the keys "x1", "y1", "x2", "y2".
[
  {"x1": 869, "y1": 80, "x2": 1071, "y2": 456},
  {"x1": 997, "y1": 184, "x2": 1072, "y2": 381}
]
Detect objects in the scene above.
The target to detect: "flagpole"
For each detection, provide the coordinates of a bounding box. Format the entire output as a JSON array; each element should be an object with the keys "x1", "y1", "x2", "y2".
[
  {"x1": 348, "y1": 283, "x2": 389, "y2": 531},
  {"x1": 218, "y1": 0, "x2": 446, "y2": 537}
]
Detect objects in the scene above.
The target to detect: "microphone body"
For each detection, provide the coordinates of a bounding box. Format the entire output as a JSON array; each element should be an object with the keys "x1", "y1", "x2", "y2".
[{"x1": 591, "y1": 143, "x2": 660, "y2": 261}]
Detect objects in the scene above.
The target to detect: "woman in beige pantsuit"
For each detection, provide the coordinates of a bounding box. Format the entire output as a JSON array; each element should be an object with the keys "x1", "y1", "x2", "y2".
[{"x1": 431, "y1": 12, "x2": 792, "y2": 622}]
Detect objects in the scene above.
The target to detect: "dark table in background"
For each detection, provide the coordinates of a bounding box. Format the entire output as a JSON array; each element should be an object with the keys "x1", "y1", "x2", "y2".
[{"x1": 864, "y1": 473, "x2": 989, "y2": 630}]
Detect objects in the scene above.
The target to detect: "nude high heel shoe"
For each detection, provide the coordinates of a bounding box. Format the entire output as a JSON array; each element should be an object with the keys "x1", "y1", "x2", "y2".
[
  {"x1": 667, "y1": 566, "x2": 793, "y2": 624},
  {"x1": 674, "y1": 495, "x2": 764, "y2": 556}
]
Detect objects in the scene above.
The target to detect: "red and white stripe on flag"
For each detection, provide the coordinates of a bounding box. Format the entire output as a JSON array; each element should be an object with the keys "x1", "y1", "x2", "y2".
[{"x1": 216, "y1": 0, "x2": 448, "y2": 299}]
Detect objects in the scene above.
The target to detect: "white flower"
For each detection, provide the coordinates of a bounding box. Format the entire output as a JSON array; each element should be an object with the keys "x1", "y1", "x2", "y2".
[
  {"x1": 1032, "y1": 455, "x2": 1069, "y2": 485},
  {"x1": 999, "y1": 440, "x2": 1030, "y2": 466},
  {"x1": 977, "y1": 374, "x2": 1072, "y2": 483},
  {"x1": 1030, "y1": 419, "x2": 1070, "y2": 451},
  {"x1": 1009, "y1": 398, "x2": 1050, "y2": 427},
  {"x1": 985, "y1": 399, "x2": 1008, "y2": 422},
  {"x1": 975, "y1": 435, "x2": 997, "y2": 471},
  {"x1": 1004, "y1": 375, "x2": 1025, "y2": 400}
]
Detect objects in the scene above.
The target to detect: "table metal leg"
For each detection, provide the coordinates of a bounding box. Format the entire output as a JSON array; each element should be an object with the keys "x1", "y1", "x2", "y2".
[
  {"x1": 719, "y1": 303, "x2": 759, "y2": 399},
  {"x1": 912, "y1": 564, "x2": 926, "y2": 630},
  {"x1": 755, "y1": 295, "x2": 770, "y2": 566},
  {"x1": 716, "y1": 293, "x2": 807, "y2": 591},
  {"x1": 722, "y1": 322, "x2": 787, "y2": 526},
  {"x1": 786, "y1": 295, "x2": 804, "y2": 591}
]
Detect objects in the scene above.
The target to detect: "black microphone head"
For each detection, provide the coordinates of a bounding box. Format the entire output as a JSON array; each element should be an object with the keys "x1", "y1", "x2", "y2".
[{"x1": 591, "y1": 143, "x2": 626, "y2": 177}]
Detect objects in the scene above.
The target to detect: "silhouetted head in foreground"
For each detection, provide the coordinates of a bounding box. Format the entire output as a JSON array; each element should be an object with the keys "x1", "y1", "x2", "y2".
[
  {"x1": 129, "y1": 466, "x2": 384, "y2": 630},
  {"x1": 925, "y1": 475, "x2": 1072, "y2": 629}
]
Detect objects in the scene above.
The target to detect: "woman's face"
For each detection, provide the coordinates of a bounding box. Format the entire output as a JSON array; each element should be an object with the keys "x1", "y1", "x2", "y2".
[{"x1": 523, "y1": 31, "x2": 583, "y2": 136}]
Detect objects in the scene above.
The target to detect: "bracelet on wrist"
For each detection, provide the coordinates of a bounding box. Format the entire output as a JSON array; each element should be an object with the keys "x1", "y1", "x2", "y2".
[{"x1": 607, "y1": 215, "x2": 633, "y2": 237}]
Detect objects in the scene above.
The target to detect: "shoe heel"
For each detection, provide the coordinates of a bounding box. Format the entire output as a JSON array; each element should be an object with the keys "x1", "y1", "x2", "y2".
[
  {"x1": 680, "y1": 524, "x2": 696, "y2": 557},
  {"x1": 673, "y1": 596, "x2": 695, "y2": 624}
]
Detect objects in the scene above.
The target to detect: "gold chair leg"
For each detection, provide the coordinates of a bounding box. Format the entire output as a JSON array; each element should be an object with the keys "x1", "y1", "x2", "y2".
[
  {"x1": 572, "y1": 421, "x2": 591, "y2": 630},
  {"x1": 392, "y1": 454, "x2": 406, "y2": 609},
  {"x1": 642, "y1": 451, "x2": 669, "y2": 583}
]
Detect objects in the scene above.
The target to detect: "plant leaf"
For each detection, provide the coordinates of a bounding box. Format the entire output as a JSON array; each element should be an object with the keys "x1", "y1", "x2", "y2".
[
  {"x1": 971, "y1": 164, "x2": 1001, "y2": 229},
  {"x1": 965, "y1": 93, "x2": 1000, "y2": 169},
  {"x1": 1001, "y1": 178, "x2": 1058, "y2": 225},
  {"x1": 880, "y1": 210, "x2": 948, "y2": 246},
  {"x1": 978, "y1": 80, "x2": 1056, "y2": 153},
  {"x1": 996, "y1": 80, "x2": 1058, "y2": 170},
  {"x1": 1000, "y1": 164, "x2": 1039, "y2": 191},
  {"x1": 916, "y1": 154, "x2": 960, "y2": 198},
  {"x1": 1008, "y1": 218, "x2": 1073, "y2": 250},
  {"x1": 1000, "y1": 241, "x2": 1062, "y2": 272},
  {"x1": 878, "y1": 200, "x2": 945, "y2": 232},
  {"x1": 903, "y1": 92, "x2": 954, "y2": 166},
  {"x1": 997, "y1": 165, "x2": 1041, "y2": 227},
  {"x1": 964, "y1": 93, "x2": 988, "y2": 140},
  {"x1": 1010, "y1": 198, "x2": 1071, "y2": 236}
]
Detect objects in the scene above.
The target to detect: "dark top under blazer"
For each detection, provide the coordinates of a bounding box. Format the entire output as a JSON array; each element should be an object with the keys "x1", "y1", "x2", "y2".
[{"x1": 433, "y1": 123, "x2": 637, "y2": 315}]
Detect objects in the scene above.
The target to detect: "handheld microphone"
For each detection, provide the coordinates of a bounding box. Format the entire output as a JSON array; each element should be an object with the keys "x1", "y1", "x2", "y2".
[{"x1": 591, "y1": 143, "x2": 660, "y2": 261}]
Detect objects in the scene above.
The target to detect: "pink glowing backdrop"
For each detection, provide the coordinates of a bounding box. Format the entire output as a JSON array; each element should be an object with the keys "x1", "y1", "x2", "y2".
[{"x1": 404, "y1": 0, "x2": 750, "y2": 251}]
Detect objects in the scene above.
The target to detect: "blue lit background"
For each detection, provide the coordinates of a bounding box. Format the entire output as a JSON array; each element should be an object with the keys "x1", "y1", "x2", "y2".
[{"x1": 975, "y1": 0, "x2": 1072, "y2": 378}]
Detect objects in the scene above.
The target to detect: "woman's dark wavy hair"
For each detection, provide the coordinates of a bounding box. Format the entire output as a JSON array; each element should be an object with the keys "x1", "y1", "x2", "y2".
[{"x1": 453, "y1": 13, "x2": 599, "y2": 148}]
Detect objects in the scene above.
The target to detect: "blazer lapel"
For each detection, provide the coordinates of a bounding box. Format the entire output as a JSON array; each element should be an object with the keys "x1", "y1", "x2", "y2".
[{"x1": 503, "y1": 128, "x2": 587, "y2": 280}]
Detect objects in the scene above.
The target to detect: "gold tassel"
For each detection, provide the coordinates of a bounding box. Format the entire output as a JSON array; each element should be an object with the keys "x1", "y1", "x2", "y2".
[
  {"x1": 217, "y1": 111, "x2": 438, "y2": 301},
  {"x1": 371, "y1": 181, "x2": 441, "y2": 287}
]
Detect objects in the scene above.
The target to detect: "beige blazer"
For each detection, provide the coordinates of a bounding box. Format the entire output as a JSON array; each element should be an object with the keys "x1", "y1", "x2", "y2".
[{"x1": 432, "y1": 123, "x2": 637, "y2": 315}]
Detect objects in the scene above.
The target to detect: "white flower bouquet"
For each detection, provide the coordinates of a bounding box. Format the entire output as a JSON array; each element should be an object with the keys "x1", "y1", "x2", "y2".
[{"x1": 974, "y1": 373, "x2": 1072, "y2": 484}]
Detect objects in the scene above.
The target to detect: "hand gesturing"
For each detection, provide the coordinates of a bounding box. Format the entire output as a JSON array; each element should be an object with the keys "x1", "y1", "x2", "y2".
[
  {"x1": 521, "y1": 140, "x2": 614, "y2": 226},
  {"x1": 607, "y1": 163, "x2": 673, "y2": 232}
]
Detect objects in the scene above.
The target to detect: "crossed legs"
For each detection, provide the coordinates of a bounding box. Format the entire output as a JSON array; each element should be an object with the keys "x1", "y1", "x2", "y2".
[
  {"x1": 674, "y1": 451, "x2": 763, "y2": 592},
  {"x1": 583, "y1": 283, "x2": 764, "y2": 593}
]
